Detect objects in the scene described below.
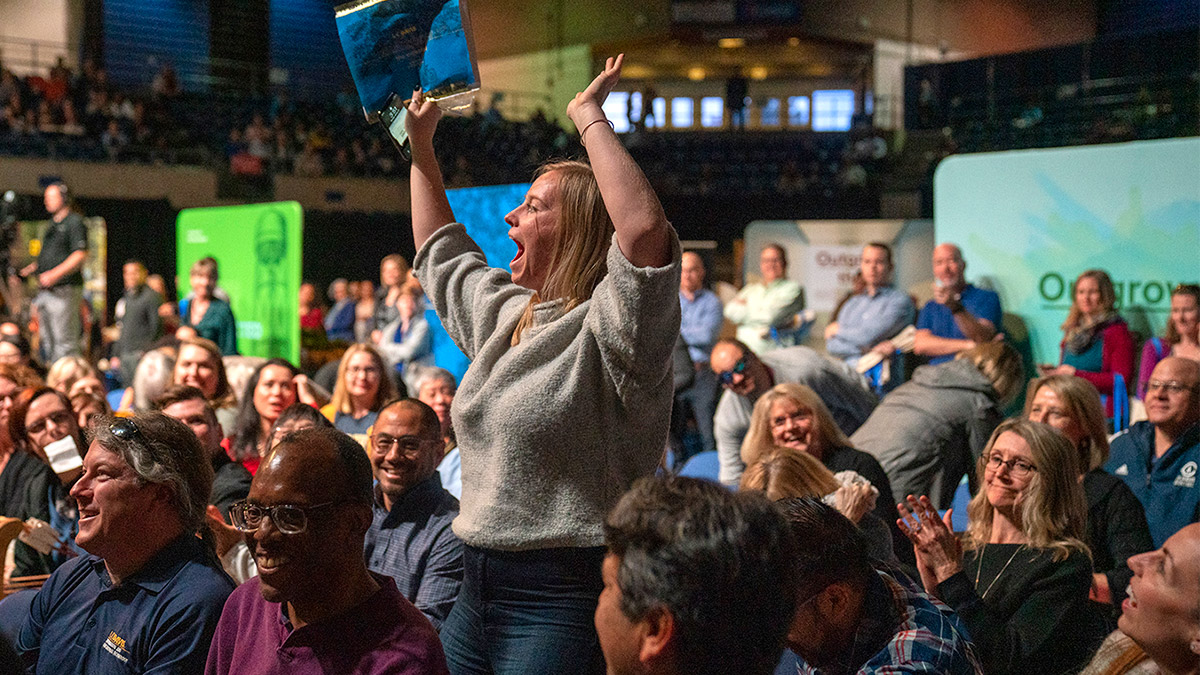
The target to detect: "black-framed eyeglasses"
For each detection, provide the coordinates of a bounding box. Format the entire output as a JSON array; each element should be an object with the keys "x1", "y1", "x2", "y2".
[
  {"x1": 228, "y1": 500, "x2": 341, "y2": 535},
  {"x1": 717, "y1": 357, "x2": 748, "y2": 386},
  {"x1": 985, "y1": 453, "x2": 1036, "y2": 479},
  {"x1": 371, "y1": 434, "x2": 434, "y2": 457},
  {"x1": 27, "y1": 409, "x2": 76, "y2": 435}
]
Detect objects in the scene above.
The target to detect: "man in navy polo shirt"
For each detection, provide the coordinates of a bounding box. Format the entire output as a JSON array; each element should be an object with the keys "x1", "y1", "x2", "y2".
[
  {"x1": 17, "y1": 411, "x2": 234, "y2": 674},
  {"x1": 913, "y1": 243, "x2": 1002, "y2": 365},
  {"x1": 1106, "y1": 357, "x2": 1200, "y2": 546}
]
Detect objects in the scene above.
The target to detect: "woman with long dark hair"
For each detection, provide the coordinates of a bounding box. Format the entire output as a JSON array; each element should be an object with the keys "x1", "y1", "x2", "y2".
[{"x1": 229, "y1": 359, "x2": 299, "y2": 475}]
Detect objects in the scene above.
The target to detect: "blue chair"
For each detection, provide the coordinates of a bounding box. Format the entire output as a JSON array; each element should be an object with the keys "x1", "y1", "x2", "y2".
[
  {"x1": 1105, "y1": 373, "x2": 1130, "y2": 433},
  {"x1": 936, "y1": 474, "x2": 972, "y2": 533},
  {"x1": 678, "y1": 451, "x2": 723, "y2": 486}
]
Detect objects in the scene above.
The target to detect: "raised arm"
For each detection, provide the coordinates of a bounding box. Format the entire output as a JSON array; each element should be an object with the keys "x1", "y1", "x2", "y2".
[
  {"x1": 406, "y1": 91, "x2": 457, "y2": 252},
  {"x1": 567, "y1": 55, "x2": 671, "y2": 268}
]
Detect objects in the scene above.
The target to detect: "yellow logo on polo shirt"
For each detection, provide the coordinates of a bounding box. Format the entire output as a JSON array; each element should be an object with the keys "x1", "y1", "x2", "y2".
[{"x1": 103, "y1": 631, "x2": 131, "y2": 663}]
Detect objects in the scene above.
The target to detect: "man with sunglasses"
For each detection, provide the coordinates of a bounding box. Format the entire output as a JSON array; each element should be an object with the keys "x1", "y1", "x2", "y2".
[
  {"x1": 17, "y1": 412, "x2": 235, "y2": 674},
  {"x1": 364, "y1": 399, "x2": 462, "y2": 630},
  {"x1": 1106, "y1": 356, "x2": 1200, "y2": 547},
  {"x1": 709, "y1": 339, "x2": 877, "y2": 485},
  {"x1": 206, "y1": 426, "x2": 448, "y2": 674}
]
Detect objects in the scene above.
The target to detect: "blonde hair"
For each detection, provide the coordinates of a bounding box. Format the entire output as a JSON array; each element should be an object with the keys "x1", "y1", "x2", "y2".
[
  {"x1": 46, "y1": 356, "x2": 100, "y2": 392},
  {"x1": 1061, "y1": 269, "x2": 1117, "y2": 332},
  {"x1": 741, "y1": 383, "x2": 850, "y2": 469},
  {"x1": 1023, "y1": 374, "x2": 1110, "y2": 471},
  {"x1": 329, "y1": 343, "x2": 395, "y2": 415},
  {"x1": 511, "y1": 160, "x2": 614, "y2": 346},
  {"x1": 955, "y1": 341, "x2": 1024, "y2": 407},
  {"x1": 739, "y1": 447, "x2": 839, "y2": 501},
  {"x1": 963, "y1": 418, "x2": 1089, "y2": 561}
]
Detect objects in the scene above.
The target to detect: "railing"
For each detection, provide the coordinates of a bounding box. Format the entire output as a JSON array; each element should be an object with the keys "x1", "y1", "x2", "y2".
[{"x1": 0, "y1": 35, "x2": 75, "y2": 76}]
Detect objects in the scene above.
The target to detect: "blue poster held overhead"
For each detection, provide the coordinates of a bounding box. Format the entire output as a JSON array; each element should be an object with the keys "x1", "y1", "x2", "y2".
[{"x1": 335, "y1": 0, "x2": 479, "y2": 119}]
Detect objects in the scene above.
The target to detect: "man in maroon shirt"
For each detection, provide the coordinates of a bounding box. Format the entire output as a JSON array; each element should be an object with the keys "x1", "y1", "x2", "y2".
[{"x1": 205, "y1": 426, "x2": 448, "y2": 675}]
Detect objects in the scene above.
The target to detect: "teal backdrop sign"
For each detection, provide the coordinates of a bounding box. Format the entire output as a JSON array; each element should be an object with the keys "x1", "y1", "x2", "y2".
[
  {"x1": 176, "y1": 202, "x2": 303, "y2": 363},
  {"x1": 935, "y1": 137, "x2": 1200, "y2": 365}
]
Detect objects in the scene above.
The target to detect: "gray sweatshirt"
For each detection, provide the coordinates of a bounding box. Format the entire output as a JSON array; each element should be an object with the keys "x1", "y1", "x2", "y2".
[{"x1": 414, "y1": 223, "x2": 681, "y2": 550}]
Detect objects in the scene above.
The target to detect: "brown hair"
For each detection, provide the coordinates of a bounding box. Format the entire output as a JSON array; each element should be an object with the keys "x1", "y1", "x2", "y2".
[
  {"x1": 190, "y1": 256, "x2": 219, "y2": 279},
  {"x1": 175, "y1": 336, "x2": 235, "y2": 408},
  {"x1": 1166, "y1": 284, "x2": 1200, "y2": 345},
  {"x1": 0, "y1": 363, "x2": 43, "y2": 389},
  {"x1": 8, "y1": 387, "x2": 81, "y2": 458},
  {"x1": 1061, "y1": 269, "x2": 1118, "y2": 332},
  {"x1": 511, "y1": 160, "x2": 614, "y2": 346},
  {"x1": 955, "y1": 342, "x2": 1025, "y2": 407},
  {"x1": 739, "y1": 448, "x2": 840, "y2": 501},
  {"x1": 1023, "y1": 374, "x2": 1110, "y2": 471}
]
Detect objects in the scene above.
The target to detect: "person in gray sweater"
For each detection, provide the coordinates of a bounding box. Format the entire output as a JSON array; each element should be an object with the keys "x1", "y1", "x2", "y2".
[
  {"x1": 405, "y1": 54, "x2": 680, "y2": 675},
  {"x1": 851, "y1": 342, "x2": 1024, "y2": 509}
]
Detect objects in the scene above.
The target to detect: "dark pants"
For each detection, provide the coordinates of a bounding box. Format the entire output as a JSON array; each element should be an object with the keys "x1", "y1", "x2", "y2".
[
  {"x1": 670, "y1": 366, "x2": 719, "y2": 467},
  {"x1": 440, "y1": 545, "x2": 606, "y2": 675}
]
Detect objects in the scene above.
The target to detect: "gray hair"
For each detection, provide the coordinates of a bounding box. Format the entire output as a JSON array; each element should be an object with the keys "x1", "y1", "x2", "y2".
[
  {"x1": 411, "y1": 366, "x2": 457, "y2": 395},
  {"x1": 132, "y1": 349, "x2": 177, "y2": 411},
  {"x1": 91, "y1": 412, "x2": 214, "y2": 536}
]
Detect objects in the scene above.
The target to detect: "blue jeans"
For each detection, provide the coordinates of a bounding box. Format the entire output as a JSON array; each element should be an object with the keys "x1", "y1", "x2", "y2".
[{"x1": 440, "y1": 545, "x2": 606, "y2": 675}]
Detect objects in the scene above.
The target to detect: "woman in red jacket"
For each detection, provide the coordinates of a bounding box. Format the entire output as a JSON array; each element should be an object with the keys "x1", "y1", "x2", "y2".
[{"x1": 1042, "y1": 269, "x2": 1133, "y2": 414}]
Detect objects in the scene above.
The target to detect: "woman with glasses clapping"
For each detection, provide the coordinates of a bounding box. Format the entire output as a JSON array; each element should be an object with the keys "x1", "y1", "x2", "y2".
[{"x1": 897, "y1": 418, "x2": 1103, "y2": 675}]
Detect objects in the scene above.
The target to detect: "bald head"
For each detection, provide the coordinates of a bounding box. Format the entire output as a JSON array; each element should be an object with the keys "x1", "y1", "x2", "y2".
[
  {"x1": 932, "y1": 243, "x2": 966, "y2": 288},
  {"x1": 681, "y1": 252, "x2": 706, "y2": 294},
  {"x1": 259, "y1": 427, "x2": 374, "y2": 506},
  {"x1": 1145, "y1": 357, "x2": 1200, "y2": 436}
]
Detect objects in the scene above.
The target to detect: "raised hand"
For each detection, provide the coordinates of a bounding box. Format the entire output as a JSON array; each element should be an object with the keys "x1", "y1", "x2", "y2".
[
  {"x1": 897, "y1": 494, "x2": 963, "y2": 588},
  {"x1": 567, "y1": 54, "x2": 623, "y2": 130},
  {"x1": 405, "y1": 88, "x2": 443, "y2": 151}
]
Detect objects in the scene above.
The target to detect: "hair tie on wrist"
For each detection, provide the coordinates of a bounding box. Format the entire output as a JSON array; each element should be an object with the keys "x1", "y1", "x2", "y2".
[{"x1": 580, "y1": 118, "x2": 614, "y2": 146}]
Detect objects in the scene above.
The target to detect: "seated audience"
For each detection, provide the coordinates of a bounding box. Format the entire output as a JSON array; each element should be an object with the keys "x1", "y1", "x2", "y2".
[
  {"x1": 155, "y1": 385, "x2": 251, "y2": 521},
  {"x1": 372, "y1": 254, "x2": 410, "y2": 334},
  {"x1": 174, "y1": 336, "x2": 239, "y2": 431},
  {"x1": 179, "y1": 257, "x2": 237, "y2": 356},
  {"x1": 45, "y1": 356, "x2": 100, "y2": 395},
  {"x1": 724, "y1": 243, "x2": 805, "y2": 354},
  {"x1": 354, "y1": 280, "x2": 376, "y2": 343},
  {"x1": 412, "y1": 367, "x2": 460, "y2": 498},
  {"x1": 320, "y1": 344, "x2": 395, "y2": 435},
  {"x1": 1025, "y1": 374, "x2": 1153, "y2": 610},
  {"x1": 1138, "y1": 284, "x2": 1200, "y2": 399},
  {"x1": 364, "y1": 399, "x2": 462, "y2": 629},
  {"x1": 1041, "y1": 269, "x2": 1134, "y2": 411},
  {"x1": 230, "y1": 359, "x2": 307, "y2": 475},
  {"x1": 324, "y1": 278, "x2": 357, "y2": 343},
  {"x1": 596, "y1": 475, "x2": 799, "y2": 675},
  {"x1": 741, "y1": 448, "x2": 894, "y2": 563},
  {"x1": 0, "y1": 333, "x2": 44, "y2": 377},
  {"x1": 206, "y1": 427, "x2": 449, "y2": 675},
  {"x1": 375, "y1": 286, "x2": 433, "y2": 393},
  {"x1": 738, "y1": 381, "x2": 901, "y2": 558},
  {"x1": 9, "y1": 387, "x2": 86, "y2": 576},
  {"x1": 824, "y1": 242, "x2": 916, "y2": 369},
  {"x1": 1106, "y1": 357, "x2": 1200, "y2": 547},
  {"x1": 69, "y1": 391, "x2": 110, "y2": 429},
  {"x1": 781, "y1": 498, "x2": 981, "y2": 674},
  {"x1": 1079, "y1": 523, "x2": 1200, "y2": 675},
  {"x1": 298, "y1": 282, "x2": 324, "y2": 336},
  {"x1": 850, "y1": 342, "x2": 1023, "y2": 509},
  {"x1": 17, "y1": 412, "x2": 235, "y2": 673},
  {"x1": 897, "y1": 418, "x2": 1099, "y2": 675},
  {"x1": 0, "y1": 364, "x2": 46, "y2": 518},
  {"x1": 673, "y1": 251, "x2": 723, "y2": 459},
  {"x1": 913, "y1": 243, "x2": 1002, "y2": 365},
  {"x1": 120, "y1": 347, "x2": 175, "y2": 412},
  {"x1": 710, "y1": 339, "x2": 877, "y2": 486}
]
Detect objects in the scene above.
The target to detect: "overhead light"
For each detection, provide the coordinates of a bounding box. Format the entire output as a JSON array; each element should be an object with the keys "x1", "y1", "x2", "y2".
[
  {"x1": 748, "y1": 66, "x2": 768, "y2": 80},
  {"x1": 717, "y1": 37, "x2": 745, "y2": 49},
  {"x1": 687, "y1": 67, "x2": 706, "y2": 81},
  {"x1": 787, "y1": 37, "x2": 801, "y2": 47}
]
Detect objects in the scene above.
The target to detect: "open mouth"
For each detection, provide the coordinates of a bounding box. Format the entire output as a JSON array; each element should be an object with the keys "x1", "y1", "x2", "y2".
[{"x1": 511, "y1": 240, "x2": 525, "y2": 266}]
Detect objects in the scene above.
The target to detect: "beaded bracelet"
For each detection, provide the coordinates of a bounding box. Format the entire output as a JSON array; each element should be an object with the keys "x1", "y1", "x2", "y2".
[{"x1": 579, "y1": 118, "x2": 614, "y2": 146}]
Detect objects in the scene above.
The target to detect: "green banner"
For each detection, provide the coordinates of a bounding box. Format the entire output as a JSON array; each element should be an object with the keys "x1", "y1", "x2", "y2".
[{"x1": 176, "y1": 202, "x2": 302, "y2": 363}]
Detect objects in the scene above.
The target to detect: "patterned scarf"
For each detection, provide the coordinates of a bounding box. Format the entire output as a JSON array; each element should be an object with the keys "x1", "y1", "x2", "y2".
[{"x1": 1065, "y1": 310, "x2": 1119, "y2": 355}]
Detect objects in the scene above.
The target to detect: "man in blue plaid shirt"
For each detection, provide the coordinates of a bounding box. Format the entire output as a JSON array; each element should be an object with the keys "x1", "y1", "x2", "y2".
[
  {"x1": 781, "y1": 499, "x2": 982, "y2": 675},
  {"x1": 364, "y1": 399, "x2": 463, "y2": 629}
]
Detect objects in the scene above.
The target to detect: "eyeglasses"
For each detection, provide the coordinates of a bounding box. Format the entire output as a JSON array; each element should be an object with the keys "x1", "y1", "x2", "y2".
[
  {"x1": 371, "y1": 434, "x2": 433, "y2": 457},
  {"x1": 347, "y1": 366, "x2": 380, "y2": 377},
  {"x1": 26, "y1": 409, "x2": 75, "y2": 435},
  {"x1": 717, "y1": 357, "x2": 748, "y2": 386},
  {"x1": 228, "y1": 500, "x2": 341, "y2": 535},
  {"x1": 769, "y1": 409, "x2": 812, "y2": 430},
  {"x1": 1146, "y1": 380, "x2": 1198, "y2": 395},
  {"x1": 985, "y1": 453, "x2": 1036, "y2": 479}
]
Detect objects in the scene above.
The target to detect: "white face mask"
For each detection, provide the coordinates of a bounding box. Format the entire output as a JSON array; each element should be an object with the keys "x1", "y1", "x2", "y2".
[{"x1": 44, "y1": 434, "x2": 82, "y2": 476}]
